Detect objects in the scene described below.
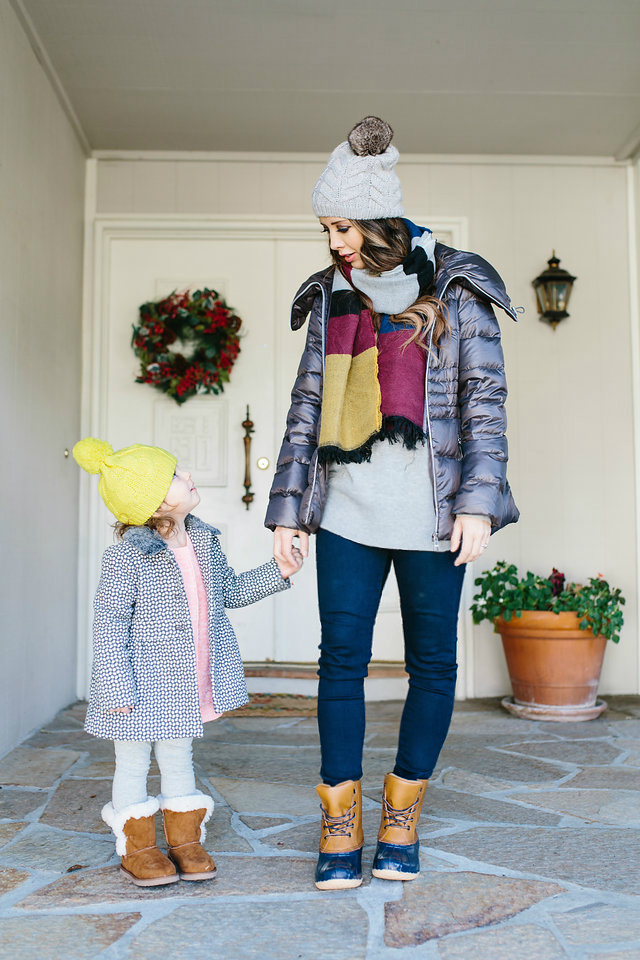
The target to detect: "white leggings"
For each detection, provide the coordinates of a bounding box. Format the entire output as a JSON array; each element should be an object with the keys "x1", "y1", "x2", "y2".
[{"x1": 112, "y1": 738, "x2": 196, "y2": 811}]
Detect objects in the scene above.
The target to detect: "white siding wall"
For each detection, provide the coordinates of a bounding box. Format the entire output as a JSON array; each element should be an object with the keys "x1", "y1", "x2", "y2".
[
  {"x1": 94, "y1": 154, "x2": 638, "y2": 697},
  {"x1": 0, "y1": 0, "x2": 86, "y2": 755}
]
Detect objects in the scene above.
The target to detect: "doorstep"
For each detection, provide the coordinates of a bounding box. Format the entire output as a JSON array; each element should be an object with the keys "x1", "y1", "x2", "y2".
[{"x1": 243, "y1": 662, "x2": 409, "y2": 701}]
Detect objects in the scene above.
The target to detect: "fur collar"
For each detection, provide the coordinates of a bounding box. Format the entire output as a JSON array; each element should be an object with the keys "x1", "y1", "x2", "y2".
[{"x1": 123, "y1": 513, "x2": 221, "y2": 556}]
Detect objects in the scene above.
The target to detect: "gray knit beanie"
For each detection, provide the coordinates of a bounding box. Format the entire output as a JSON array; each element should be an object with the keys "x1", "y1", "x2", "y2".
[{"x1": 312, "y1": 117, "x2": 405, "y2": 220}]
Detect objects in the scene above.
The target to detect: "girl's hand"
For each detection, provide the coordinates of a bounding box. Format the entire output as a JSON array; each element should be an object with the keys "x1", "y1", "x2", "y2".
[
  {"x1": 451, "y1": 516, "x2": 491, "y2": 567},
  {"x1": 110, "y1": 706, "x2": 133, "y2": 714},
  {"x1": 274, "y1": 527, "x2": 308, "y2": 580}
]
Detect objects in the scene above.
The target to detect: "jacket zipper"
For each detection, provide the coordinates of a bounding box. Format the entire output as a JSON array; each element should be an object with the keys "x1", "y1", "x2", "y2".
[
  {"x1": 296, "y1": 281, "x2": 328, "y2": 527},
  {"x1": 424, "y1": 328, "x2": 440, "y2": 549}
]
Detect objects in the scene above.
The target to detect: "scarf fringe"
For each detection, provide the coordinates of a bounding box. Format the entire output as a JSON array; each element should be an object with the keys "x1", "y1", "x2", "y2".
[{"x1": 318, "y1": 417, "x2": 427, "y2": 465}]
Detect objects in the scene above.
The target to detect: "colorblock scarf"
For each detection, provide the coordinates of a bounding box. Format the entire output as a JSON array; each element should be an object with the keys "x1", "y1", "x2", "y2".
[{"x1": 318, "y1": 221, "x2": 437, "y2": 464}]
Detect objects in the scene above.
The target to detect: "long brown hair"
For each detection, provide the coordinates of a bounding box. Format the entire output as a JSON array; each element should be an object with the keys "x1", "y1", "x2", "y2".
[{"x1": 329, "y1": 218, "x2": 449, "y2": 349}]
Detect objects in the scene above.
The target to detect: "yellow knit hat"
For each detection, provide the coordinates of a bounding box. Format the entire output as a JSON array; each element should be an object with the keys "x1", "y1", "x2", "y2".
[{"x1": 73, "y1": 438, "x2": 177, "y2": 525}]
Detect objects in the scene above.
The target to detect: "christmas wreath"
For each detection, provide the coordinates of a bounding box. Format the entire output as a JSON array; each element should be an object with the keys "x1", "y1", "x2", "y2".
[{"x1": 132, "y1": 288, "x2": 242, "y2": 405}]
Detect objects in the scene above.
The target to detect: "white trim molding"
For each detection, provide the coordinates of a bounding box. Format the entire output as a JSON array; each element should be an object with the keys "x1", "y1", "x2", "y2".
[
  {"x1": 93, "y1": 150, "x2": 629, "y2": 169},
  {"x1": 626, "y1": 164, "x2": 640, "y2": 694}
]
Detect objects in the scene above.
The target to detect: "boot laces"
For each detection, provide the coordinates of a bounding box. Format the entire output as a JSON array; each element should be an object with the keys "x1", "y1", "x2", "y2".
[
  {"x1": 382, "y1": 796, "x2": 420, "y2": 832},
  {"x1": 321, "y1": 800, "x2": 356, "y2": 839}
]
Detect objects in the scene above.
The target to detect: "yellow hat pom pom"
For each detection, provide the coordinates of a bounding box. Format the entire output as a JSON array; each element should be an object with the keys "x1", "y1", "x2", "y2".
[{"x1": 72, "y1": 438, "x2": 114, "y2": 475}]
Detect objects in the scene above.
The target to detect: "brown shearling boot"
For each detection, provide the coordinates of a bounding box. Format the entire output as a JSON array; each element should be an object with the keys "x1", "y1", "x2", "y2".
[
  {"x1": 160, "y1": 793, "x2": 217, "y2": 881},
  {"x1": 102, "y1": 798, "x2": 178, "y2": 887}
]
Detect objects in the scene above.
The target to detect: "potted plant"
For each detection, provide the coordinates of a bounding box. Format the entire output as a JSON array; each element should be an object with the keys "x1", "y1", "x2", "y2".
[{"x1": 470, "y1": 562, "x2": 625, "y2": 721}]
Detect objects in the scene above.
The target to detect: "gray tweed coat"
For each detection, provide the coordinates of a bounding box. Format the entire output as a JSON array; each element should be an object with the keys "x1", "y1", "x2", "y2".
[
  {"x1": 265, "y1": 243, "x2": 520, "y2": 544},
  {"x1": 84, "y1": 514, "x2": 290, "y2": 741}
]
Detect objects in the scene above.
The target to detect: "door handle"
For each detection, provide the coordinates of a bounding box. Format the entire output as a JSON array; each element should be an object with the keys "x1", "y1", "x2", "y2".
[{"x1": 242, "y1": 405, "x2": 254, "y2": 510}]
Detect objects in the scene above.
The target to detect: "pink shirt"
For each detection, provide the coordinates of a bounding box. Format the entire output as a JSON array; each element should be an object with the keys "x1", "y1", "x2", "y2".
[{"x1": 169, "y1": 535, "x2": 221, "y2": 722}]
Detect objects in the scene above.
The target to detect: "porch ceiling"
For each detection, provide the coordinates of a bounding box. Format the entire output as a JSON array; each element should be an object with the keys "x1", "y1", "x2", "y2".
[{"x1": 15, "y1": 0, "x2": 640, "y2": 157}]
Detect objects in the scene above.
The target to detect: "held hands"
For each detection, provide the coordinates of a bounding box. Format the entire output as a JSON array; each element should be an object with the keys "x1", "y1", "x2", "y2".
[
  {"x1": 274, "y1": 526, "x2": 309, "y2": 580},
  {"x1": 451, "y1": 516, "x2": 491, "y2": 567},
  {"x1": 109, "y1": 706, "x2": 133, "y2": 714}
]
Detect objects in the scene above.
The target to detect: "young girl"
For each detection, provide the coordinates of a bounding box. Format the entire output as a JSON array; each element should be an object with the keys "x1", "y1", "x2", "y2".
[
  {"x1": 266, "y1": 117, "x2": 519, "y2": 890},
  {"x1": 74, "y1": 437, "x2": 302, "y2": 887}
]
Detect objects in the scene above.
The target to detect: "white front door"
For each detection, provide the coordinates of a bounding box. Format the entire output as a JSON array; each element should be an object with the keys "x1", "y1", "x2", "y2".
[{"x1": 79, "y1": 218, "x2": 467, "y2": 695}]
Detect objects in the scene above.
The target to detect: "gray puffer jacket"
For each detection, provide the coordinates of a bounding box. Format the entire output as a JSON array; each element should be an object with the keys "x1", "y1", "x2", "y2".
[{"x1": 265, "y1": 243, "x2": 519, "y2": 545}]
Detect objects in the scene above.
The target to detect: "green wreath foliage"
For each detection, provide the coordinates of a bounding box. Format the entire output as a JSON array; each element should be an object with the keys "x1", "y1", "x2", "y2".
[{"x1": 132, "y1": 288, "x2": 241, "y2": 405}]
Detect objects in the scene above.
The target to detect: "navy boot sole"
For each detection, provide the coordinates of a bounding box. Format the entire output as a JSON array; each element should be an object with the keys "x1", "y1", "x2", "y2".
[
  {"x1": 315, "y1": 847, "x2": 363, "y2": 890},
  {"x1": 372, "y1": 839, "x2": 420, "y2": 881}
]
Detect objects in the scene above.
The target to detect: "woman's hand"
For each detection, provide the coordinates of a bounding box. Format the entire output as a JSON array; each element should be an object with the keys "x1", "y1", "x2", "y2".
[
  {"x1": 451, "y1": 516, "x2": 491, "y2": 567},
  {"x1": 110, "y1": 706, "x2": 133, "y2": 714},
  {"x1": 274, "y1": 526, "x2": 309, "y2": 580}
]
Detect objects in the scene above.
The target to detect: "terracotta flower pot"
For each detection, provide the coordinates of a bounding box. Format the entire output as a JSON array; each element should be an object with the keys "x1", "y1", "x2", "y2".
[{"x1": 496, "y1": 611, "x2": 608, "y2": 721}]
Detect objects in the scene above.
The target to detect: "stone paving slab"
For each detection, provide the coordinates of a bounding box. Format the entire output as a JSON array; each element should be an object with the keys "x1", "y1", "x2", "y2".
[
  {"x1": 514, "y1": 789, "x2": 640, "y2": 825},
  {"x1": 603, "y1": 696, "x2": 640, "y2": 718},
  {"x1": 0, "y1": 913, "x2": 141, "y2": 960},
  {"x1": 197, "y1": 741, "x2": 323, "y2": 784},
  {"x1": 0, "y1": 788, "x2": 45, "y2": 820},
  {"x1": 39, "y1": 779, "x2": 112, "y2": 833},
  {"x1": 552, "y1": 902, "x2": 640, "y2": 945},
  {"x1": 196, "y1": 728, "x2": 325, "y2": 747},
  {"x1": 436, "y1": 922, "x2": 567, "y2": 959},
  {"x1": 427, "y1": 826, "x2": 640, "y2": 892},
  {"x1": 528, "y1": 719, "x2": 620, "y2": 739},
  {"x1": 15, "y1": 856, "x2": 345, "y2": 908},
  {"x1": 39, "y1": 713, "x2": 85, "y2": 732},
  {"x1": 0, "y1": 823, "x2": 26, "y2": 846},
  {"x1": 23, "y1": 730, "x2": 95, "y2": 750},
  {"x1": 207, "y1": 802, "x2": 252, "y2": 852},
  {"x1": 609, "y1": 719, "x2": 640, "y2": 738},
  {"x1": 592, "y1": 952, "x2": 640, "y2": 960},
  {"x1": 0, "y1": 748, "x2": 81, "y2": 787},
  {"x1": 238, "y1": 815, "x2": 291, "y2": 830},
  {"x1": 66, "y1": 759, "x2": 116, "y2": 779},
  {"x1": 0, "y1": 866, "x2": 30, "y2": 895},
  {"x1": 614, "y1": 739, "x2": 640, "y2": 766},
  {"x1": 384, "y1": 872, "x2": 564, "y2": 946},
  {"x1": 0, "y1": 824, "x2": 113, "y2": 873},
  {"x1": 561, "y1": 766, "x2": 640, "y2": 789},
  {"x1": 417, "y1": 788, "x2": 562, "y2": 826},
  {"x1": 499, "y1": 739, "x2": 623, "y2": 765},
  {"x1": 446, "y1": 715, "x2": 556, "y2": 737},
  {"x1": 435, "y1": 741, "x2": 569, "y2": 783},
  {"x1": 439, "y1": 770, "x2": 517, "y2": 793},
  {"x1": 125, "y1": 900, "x2": 369, "y2": 960},
  {"x1": 210, "y1": 777, "x2": 321, "y2": 817}
]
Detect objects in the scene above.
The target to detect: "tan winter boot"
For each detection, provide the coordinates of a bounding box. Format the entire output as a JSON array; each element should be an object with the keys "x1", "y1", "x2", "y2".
[
  {"x1": 102, "y1": 797, "x2": 178, "y2": 887},
  {"x1": 160, "y1": 793, "x2": 216, "y2": 881},
  {"x1": 315, "y1": 780, "x2": 363, "y2": 890},
  {"x1": 372, "y1": 773, "x2": 428, "y2": 880}
]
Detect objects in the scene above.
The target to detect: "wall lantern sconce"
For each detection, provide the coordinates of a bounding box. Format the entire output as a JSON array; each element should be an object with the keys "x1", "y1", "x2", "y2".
[{"x1": 532, "y1": 252, "x2": 577, "y2": 330}]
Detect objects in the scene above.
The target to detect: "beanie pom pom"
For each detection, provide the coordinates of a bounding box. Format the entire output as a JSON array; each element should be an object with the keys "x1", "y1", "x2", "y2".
[
  {"x1": 348, "y1": 116, "x2": 394, "y2": 157},
  {"x1": 73, "y1": 438, "x2": 114, "y2": 474}
]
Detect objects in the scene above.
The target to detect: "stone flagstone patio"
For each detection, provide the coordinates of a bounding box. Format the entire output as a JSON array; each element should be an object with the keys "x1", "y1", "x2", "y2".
[{"x1": 1, "y1": 697, "x2": 640, "y2": 959}]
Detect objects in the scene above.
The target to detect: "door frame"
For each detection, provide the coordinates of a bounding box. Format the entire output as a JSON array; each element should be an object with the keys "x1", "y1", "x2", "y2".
[{"x1": 77, "y1": 213, "x2": 470, "y2": 699}]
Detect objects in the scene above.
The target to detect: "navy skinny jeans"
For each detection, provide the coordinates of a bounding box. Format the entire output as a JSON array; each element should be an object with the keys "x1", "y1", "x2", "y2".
[{"x1": 316, "y1": 528, "x2": 466, "y2": 786}]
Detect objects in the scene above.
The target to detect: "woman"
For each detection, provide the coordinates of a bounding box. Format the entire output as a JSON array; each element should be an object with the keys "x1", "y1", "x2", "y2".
[{"x1": 265, "y1": 117, "x2": 519, "y2": 891}]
